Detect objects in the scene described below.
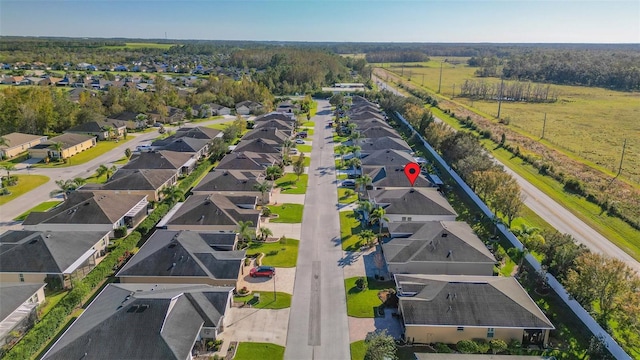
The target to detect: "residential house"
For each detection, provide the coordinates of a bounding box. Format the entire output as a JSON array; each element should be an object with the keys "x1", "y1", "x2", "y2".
[
  {"x1": 0, "y1": 230, "x2": 111, "y2": 288},
  {"x1": 0, "y1": 75, "x2": 24, "y2": 85},
  {"x1": 360, "y1": 126, "x2": 401, "y2": 139},
  {"x1": 42, "y1": 283, "x2": 235, "y2": 360},
  {"x1": 0, "y1": 132, "x2": 48, "y2": 159},
  {"x1": 153, "y1": 137, "x2": 211, "y2": 159},
  {"x1": 253, "y1": 119, "x2": 295, "y2": 136},
  {"x1": 28, "y1": 133, "x2": 96, "y2": 160},
  {"x1": 233, "y1": 138, "x2": 282, "y2": 155},
  {"x1": 395, "y1": 274, "x2": 554, "y2": 346},
  {"x1": 117, "y1": 230, "x2": 244, "y2": 287},
  {"x1": 149, "y1": 106, "x2": 186, "y2": 124},
  {"x1": 349, "y1": 110, "x2": 385, "y2": 121},
  {"x1": 357, "y1": 137, "x2": 413, "y2": 155},
  {"x1": 22, "y1": 192, "x2": 148, "y2": 236},
  {"x1": 192, "y1": 169, "x2": 271, "y2": 204},
  {"x1": 210, "y1": 103, "x2": 231, "y2": 116},
  {"x1": 276, "y1": 100, "x2": 300, "y2": 114},
  {"x1": 235, "y1": 101, "x2": 263, "y2": 115},
  {"x1": 254, "y1": 112, "x2": 296, "y2": 123},
  {"x1": 79, "y1": 169, "x2": 177, "y2": 202},
  {"x1": 360, "y1": 149, "x2": 416, "y2": 167},
  {"x1": 158, "y1": 193, "x2": 261, "y2": 233},
  {"x1": 174, "y1": 126, "x2": 223, "y2": 141},
  {"x1": 64, "y1": 119, "x2": 127, "y2": 140},
  {"x1": 123, "y1": 150, "x2": 198, "y2": 177},
  {"x1": 0, "y1": 283, "x2": 46, "y2": 346},
  {"x1": 22, "y1": 77, "x2": 51, "y2": 86},
  {"x1": 215, "y1": 151, "x2": 278, "y2": 171},
  {"x1": 353, "y1": 118, "x2": 392, "y2": 131},
  {"x1": 383, "y1": 221, "x2": 496, "y2": 276},
  {"x1": 362, "y1": 165, "x2": 432, "y2": 190},
  {"x1": 242, "y1": 127, "x2": 290, "y2": 145},
  {"x1": 109, "y1": 111, "x2": 148, "y2": 130},
  {"x1": 368, "y1": 188, "x2": 458, "y2": 225}
]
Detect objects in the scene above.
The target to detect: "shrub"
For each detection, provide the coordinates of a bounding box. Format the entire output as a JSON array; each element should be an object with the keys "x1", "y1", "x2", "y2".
[
  {"x1": 474, "y1": 339, "x2": 490, "y2": 354},
  {"x1": 114, "y1": 226, "x2": 127, "y2": 238},
  {"x1": 456, "y1": 340, "x2": 479, "y2": 354},
  {"x1": 563, "y1": 177, "x2": 585, "y2": 194},
  {"x1": 489, "y1": 339, "x2": 508, "y2": 354},
  {"x1": 355, "y1": 277, "x2": 368, "y2": 290},
  {"x1": 124, "y1": 148, "x2": 132, "y2": 159},
  {"x1": 262, "y1": 207, "x2": 272, "y2": 217},
  {"x1": 435, "y1": 342, "x2": 453, "y2": 353}
]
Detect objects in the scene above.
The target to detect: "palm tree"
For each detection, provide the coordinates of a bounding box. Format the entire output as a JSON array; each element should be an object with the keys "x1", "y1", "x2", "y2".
[
  {"x1": 51, "y1": 178, "x2": 86, "y2": 199},
  {"x1": 52, "y1": 142, "x2": 64, "y2": 160},
  {"x1": 338, "y1": 146, "x2": 347, "y2": 168},
  {"x1": 161, "y1": 185, "x2": 184, "y2": 204},
  {"x1": 253, "y1": 181, "x2": 272, "y2": 205},
  {"x1": 104, "y1": 125, "x2": 116, "y2": 140},
  {"x1": 347, "y1": 157, "x2": 361, "y2": 175},
  {"x1": 0, "y1": 136, "x2": 7, "y2": 147},
  {"x1": 514, "y1": 224, "x2": 545, "y2": 251},
  {"x1": 259, "y1": 227, "x2": 273, "y2": 241},
  {"x1": 359, "y1": 229, "x2": 377, "y2": 248},
  {"x1": 355, "y1": 174, "x2": 372, "y2": 192},
  {"x1": 370, "y1": 207, "x2": 389, "y2": 241},
  {"x1": 2, "y1": 163, "x2": 16, "y2": 179},
  {"x1": 355, "y1": 200, "x2": 374, "y2": 226},
  {"x1": 347, "y1": 122, "x2": 357, "y2": 135},
  {"x1": 237, "y1": 220, "x2": 254, "y2": 245},
  {"x1": 95, "y1": 164, "x2": 109, "y2": 180},
  {"x1": 265, "y1": 165, "x2": 283, "y2": 180},
  {"x1": 349, "y1": 130, "x2": 364, "y2": 145},
  {"x1": 106, "y1": 165, "x2": 117, "y2": 180}
]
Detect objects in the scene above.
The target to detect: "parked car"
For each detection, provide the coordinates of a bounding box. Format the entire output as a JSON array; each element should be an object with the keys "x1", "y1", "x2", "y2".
[
  {"x1": 295, "y1": 139, "x2": 305, "y2": 144},
  {"x1": 250, "y1": 266, "x2": 276, "y2": 278},
  {"x1": 341, "y1": 179, "x2": 356, "y2": 187},
  {"x1": 297, "y1": 132, "x2": 308, "y2": 138}
]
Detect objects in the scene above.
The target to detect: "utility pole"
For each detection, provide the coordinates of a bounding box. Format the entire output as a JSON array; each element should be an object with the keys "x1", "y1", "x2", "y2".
[
  {"x1": 452, "y1": 84, "x2": 455, "y2": 98},
  {"x1": 541, "y1": 113, "x2": 547, "y2": 139},
  {"x1": 437, "y1": 61, "x2": 443, "y2": 94},
  {"x1": 497, "y1": 77, "x2": 504, "y2": 118},
  {"x1": 615, "y1": 139, "x2": 627, "y2": 179},
  {"x1": 421, "y1": 73, "x2": 425, "y2": 86},
  {"x1": 401, "y1": 63, "x2": 405, "y2": 77}
]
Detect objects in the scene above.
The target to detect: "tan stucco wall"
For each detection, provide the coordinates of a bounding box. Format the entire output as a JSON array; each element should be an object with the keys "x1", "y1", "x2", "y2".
[
  {"x1": 118, "y1": 276, "x2": 238, "y2": 288},
  {"x1": 1, "y1": 137, "x2": 46, "y2": 158},
  {"x1": 405, "y1": 326, "x2": 527, "y2": 345},
  {"x1": 61, "y1": 138, "x2": 96, "y2": 158},
  {"x1": 0, "y1": 273, "x2": 47, "y2": 284},
  {"x1": 388, "y1": 262, "x2": 495, "y2": 276}
]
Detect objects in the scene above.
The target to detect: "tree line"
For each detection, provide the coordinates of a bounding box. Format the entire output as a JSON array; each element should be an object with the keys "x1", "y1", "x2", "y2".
[
  {"x1": 365, "y1": 51, "x2": 429, "y2": 63},
  {"x1": 459, "y1": 79, "x2": 558, "y2": 103}
]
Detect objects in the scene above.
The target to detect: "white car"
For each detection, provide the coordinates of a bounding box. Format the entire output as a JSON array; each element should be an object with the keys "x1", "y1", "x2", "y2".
[{"x1": 295, "y1": 139, "x2": 305, "y2": 144}]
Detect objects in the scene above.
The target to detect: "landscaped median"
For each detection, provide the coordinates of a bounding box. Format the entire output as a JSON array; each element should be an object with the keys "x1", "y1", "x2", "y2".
[
  {"x1": 245, "y1": 238, "x2": 299, "y2": 268},
  {"x1": 344, "y1": 277, "x2": 395, "y2": 318},
  {"x1": 234, "y1": 342, "x2": 285, "y2": 360},
  {"x1": 275, "y1": 173, "x2": 308, "y2": 194},
  {"x1": 0, "y1": 174, "x2": 49, "y2": 206},
  {"x1": 266, "y1": 203, "x2": 304, "y2": 223}
]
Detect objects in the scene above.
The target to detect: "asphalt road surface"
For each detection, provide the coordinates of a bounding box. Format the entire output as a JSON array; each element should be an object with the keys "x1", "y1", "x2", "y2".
[
  {"x1": 284, "y1": 100, "x2": 350, "y2": 360},
  {"x1": 0, "y1": 117, "x2": 233, "y2": 231},
  {"x1": 373, "y1": 73, "x2": 640, "y2": 274}
]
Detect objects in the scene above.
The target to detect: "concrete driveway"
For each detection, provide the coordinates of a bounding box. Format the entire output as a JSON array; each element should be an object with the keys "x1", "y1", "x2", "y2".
[
  {"x1": 220, "y1": 307, "x2": 290, "y2": 346},
  {"x1": 348, "y1": 308, "x2": 404, "y2": 343},
  {"x1": 262, "y1": 221, "x2": 302, "y2": 240},
  {"x1": 236, "y1": 266, "x2": 296, "y2": 294},
  {"x1": 275, "y1": 193, "x2": 305, "y2": 205}
]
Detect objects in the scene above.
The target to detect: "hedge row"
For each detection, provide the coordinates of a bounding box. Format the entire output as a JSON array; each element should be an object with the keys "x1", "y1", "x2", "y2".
[{"x1": 4, "y1": 232, "x2": 141, "y2": 360}]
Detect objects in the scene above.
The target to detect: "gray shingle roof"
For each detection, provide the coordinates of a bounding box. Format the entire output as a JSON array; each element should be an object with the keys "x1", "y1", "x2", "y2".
[
  {"x1": 395, "y1": 274, "x2": 554, "y2": 329},
  {"x1": 0, "y1": 230, "x2": 108, "y2": 274},
  {"x1": 46, "y1": 133, "x2": 96, "y2": 149},
  {"x1": 192, "y1": 169, "x2": 267, "y2": 193},
  {"x1": 158, "y1": 137, "x2": 209, "y2": 153},
  {"x1": 253, "y1": 119, "x2": 294, "y2": 132},
  {"x1": 22, "y1": 192, "x2": 147, "y2": 226},
  {"x1": 174, "y1": 126, "x2": 221, "y2": 140},
  {"x1": 81, "y1": 169, "x2": 176, "y2": 191},
  {"x1": 233, "y1": 138, "x2": 281, "y2": 154},
  {"x1": 360, "y1": 126, "x2": 401, "y2": 139},
  {"x1": 253, "y1": 113, "x2": 294, "y2": 123},
  {"x1": 368, "y1": 188, "x2": 457, "y2": 217},
  {"x1": 0, "y1": 132, "x2": 46, "y2": 150},
  {"x1": 363, "y1": 165, "x2": 432, "y2": 188},
  {"x1": 42, "y1": 283, "x2": 233, "y2": 360},
  {"x1": 353, "y1": 119, "x2": 392, "y2": 130},
  {"x1": 0, "y1": 282, "x2": 46, "y2": 321},
  {"x1": 118, "y1": 230, "x2": 244, "y2": 280},
  {"x1": 216, "y1": 151, "x2": 277, "y2": 171},
  {"x1": 242, "y1": 128, "x2": 289, "y2": 144},
  {"x1": 166, "y1": 193, "x2": 260, "y2": 228},
  {"x1": 358, "y1": 137, "x2": 413, "y2": 154},
  {"x1": 361, "y1": 149, "x2": 418, "y2": 167},
  {"x1": 383, "y1": 221, "x2": 496, "y2": 264},
  {"x1": 123, "y1": 150, "x2": 195, "y2": 170}
]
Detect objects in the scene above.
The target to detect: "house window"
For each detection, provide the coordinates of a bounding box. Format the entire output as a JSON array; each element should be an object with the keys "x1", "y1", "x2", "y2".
[
  {"x1": 407, "y1": 217, "x2": 412, "y2": 222},
  {"x1": 457, "y1": 327, "x2": 464, "y2": 332},
  {"x1": 487, "y1": 328, "x2": 495, "y2": 338},
  {"x1": 401, "y1": 217, "x2": 407, "y2": 221},
  {"x1": 19, "y1": 273, "x2": 25, "y2": 282}
]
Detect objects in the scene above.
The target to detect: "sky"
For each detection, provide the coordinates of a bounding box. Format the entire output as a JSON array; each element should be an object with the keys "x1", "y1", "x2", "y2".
[{"x1": 1, "y1": 0, "x2": 639, "y2": 43}]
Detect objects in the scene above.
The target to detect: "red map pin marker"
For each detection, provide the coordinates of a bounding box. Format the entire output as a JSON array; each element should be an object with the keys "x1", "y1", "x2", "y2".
[{"x1": 404, "y1": 162, "x2": 420, "y2": 186}]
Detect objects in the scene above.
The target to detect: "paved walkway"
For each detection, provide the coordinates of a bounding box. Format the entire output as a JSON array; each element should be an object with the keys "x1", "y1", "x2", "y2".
[
  {"x1": 220, "y1": 307, "x2": 290, "y2": 346},
  {"x1": 348, "y1": 309, "x2": 405, "y2": 343}
]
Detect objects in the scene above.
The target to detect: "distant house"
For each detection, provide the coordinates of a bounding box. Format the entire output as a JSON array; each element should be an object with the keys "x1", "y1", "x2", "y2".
[
  {"x1": 108, "y1": 111, "x2": 147, "y2": 130},
  {"x1": 360, "y1": 126, "x2": 401, "y2": 139},
  {"x1": 149, "y1": 106, "x2": 186, "y2": 124},
  {"x1": 368, "y1": 188, "x2": 458, "y2": 225},
  {"x1": 360, "y1": 149, "x2": 416, "y2": 167},
  {"x1": 22, "y1": 77, "x2": 51, "y2": 86},
  {"x1": 22, "y1": 192, "x2": 148, "y2": 236},
  {"x1": 276, "y1": 100, "x2": 300, "y2": 114},
  {"x1": 42, "y1": 283, "x2": 235, "y2": 359},
  {"x1": 233, "y1": 138, "x2": 282, "y2": 154},
  {"x1": 0, "y1": 230, "x2": 111, "y2": 288},
  {"x1": 235, "y1": 100, "x2": 264, "y2": 115},
  {"x1": 192, "y1": 169, "x2": 271, "y2": 204},
  {"x1": 242, "y1": 127, "x2": 290, "y2": 144},
  {"x1": 28, "y1": 133, "x2": 96, "y2": 160},
  {"x1": 395, "y1": 274, "x2": 554, "y2": 346},
  {"x1": 0, "y1": 132, "x2": 48, "y2": 159},
  {"x1": 254, "y1": 112, "x2": 296, "y2": 123},
  {"x1": 210, "y1": 103, "x2": 231, "y2": 116},
  {"x1": 362, "y1": 165, "x2": 432, "y2": 190},
  {"x1": 64, "y1": 119, "x2": 127, "y2": 140},
  {"x1": 117, "y1": 230, "x2": 244, "y2": 287},
  {"x1": 158, "y1": 193, "x2": 261, "y2": 233},
  {"x1": 0, "y1": 282, "x2": 46, "y2": 346},
  {"x1": 79, "y1": 169, "x2": 178, "y2": 202},
  {"x1": 253, "y1": 119, "x2": 295, "y2": 136},
  {"x1": 215, "y1": 151, "x2": 278, "y2": 171},
  {"x1": 123, "y1": 150, "x2": 198, "y2": 177},
  {"x1": 357, "y1": 137, "x2": 413, "y2": 155},
  {"x1": 383, "y1": 221, "x2": 496, "y2": 276}
]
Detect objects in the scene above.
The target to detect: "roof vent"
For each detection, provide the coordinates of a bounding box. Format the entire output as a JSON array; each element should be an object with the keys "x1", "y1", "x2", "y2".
[
  {"x1": 442, "y1": 233, "x2": 448, "y2": 238},
  {"x1": 447, "y1": 250, "x2": 452, "y2": 258},
  {"x1": 168, "y1": 243, "x2": 177, "y2": 249},
  {"x1": 137, "y1": 304, "x2": 149, "y2": 313},
  {"x1": 199, "y1": 215, "x2": 205, "y2": 220},
  {"x1": 29, "y1": 238, "x2": 39, "y2": 245},
  {"x1": 127, "y1": 305, "x2": 140, "y2": 313}
]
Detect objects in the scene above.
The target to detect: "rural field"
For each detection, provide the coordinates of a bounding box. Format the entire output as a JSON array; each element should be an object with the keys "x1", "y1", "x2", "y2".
[
  {"x1": 100, "y1": 42, "x2": 176, "y2": 50},
  {"x1": 378, "y1": 57, "x2": 640, "y2": 186}
]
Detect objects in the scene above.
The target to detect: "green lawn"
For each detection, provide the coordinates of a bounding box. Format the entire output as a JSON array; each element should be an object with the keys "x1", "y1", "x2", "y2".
[
  {"x1": 275, "y1": 173, "x2": 308, "y2": 194},
  {"x1": 344, "y1": 277, "x2": 395, "y2": 318},
  {"x1": 245, "y1": 238, "x2": 299, "y2": 267},
  {"x1": 338, "y1": 188, "x2": 358, "y2": 204},
  {"x1": 0, "y1": 152, "x2": 29, "y2": 166},
  {"x1": 188, "y1": 115, "x2": 224, "y2": 123},
  {"x1": 112, "y1": 156, "x2": 130, "y2": 165},
  {"x1": 14, "y1": 200, "x2": 62, "y2": 221},
  {"x1": 333, "y1": 134, "x2": 349, "y2": 143},
  {"x1": 234, "y1": 342, "x2": 285, "y2": 360},
  {"x1": 296, "y1": 144, "x2": 312, "y2": 153},
  {"x1": 337, "y1": 174, "x2": 348, "y2": 181},
  {"x1": 350, "y1": 340, "x2": 366, "y2": 360},
  {"x1": 85, "y1": 173, "x2": 108, "y2": 184},
  {"x1": 0, "y1": 174, "x2": 49, "y2": 205},
  {"x1": 35, "y1": 139, "x2": 132, "y2": 168},
  {"x1": 233, "y1": 292, "x2": 292, "y2": 309},
  {"x1": 302, "y1": 121, "x2": 315, "y2": 127},
  {"x1": 291, "y1": 155, "x2": 311, "y2": 167},
  {"x1": 37, "y1": 290, "x2": 69, "y2": 318},
  {"x1": 205, "y1": 120, "x2": 234, "y2": 130},
  {"x1": 267, "y1": 204, "x2": 304, "y2": 223},
  {"x1": 499, "y1": 258, "x2": 516, "y2": 277},
  {"x1": 340, "y1": 211, "x2": 363, "y2": 251}
]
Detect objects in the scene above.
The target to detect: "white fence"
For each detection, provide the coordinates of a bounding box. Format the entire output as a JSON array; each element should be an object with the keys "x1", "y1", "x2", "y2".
[{"x1": 395, "y1": 111, "x2": 631, "y2": 360}]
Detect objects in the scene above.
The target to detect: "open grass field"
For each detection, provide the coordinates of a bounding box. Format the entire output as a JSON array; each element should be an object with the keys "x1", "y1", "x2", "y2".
[
  {"x1": 267, "y1": 203, "x2": 304, "y2": 223},
  {"x1": 245, "y1": 238, "x2": 299, "y2": 268},
  {"x1": 14, "y1": 200, "x2": 62, "y2": 221},
  {"x1": 100, "y1": 42, "x2": 176, "y2": 50},
  {"x1": 378, "y1": 59, "x2": 640, "y2": 185},
  {"x1": 344, "y1": 277, "x2": 394, "y2": 318},
  {"x1": 234, "y1": 342, "x2": 285, "y2": 360},
  {"x1": 0, "y1": 174, "x2": 49, "y2": 205},
  {"x1": 275, "y1": 173, "x2": 308, "y2": 194},
  {"x1": 233, "y1": 292, "x2": 291, "y2": 310}
]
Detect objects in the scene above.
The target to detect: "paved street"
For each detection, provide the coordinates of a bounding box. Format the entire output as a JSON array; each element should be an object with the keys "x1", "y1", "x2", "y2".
[
  {"x1": 284, "y1": 100, "x2": 350, "y2": 360},
  {"x1": 372, "y1": 73, "x2": 640, "y2": 274},
  {"x1": 0, "y1": 116, "x2": 233, "y2": 232}
]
